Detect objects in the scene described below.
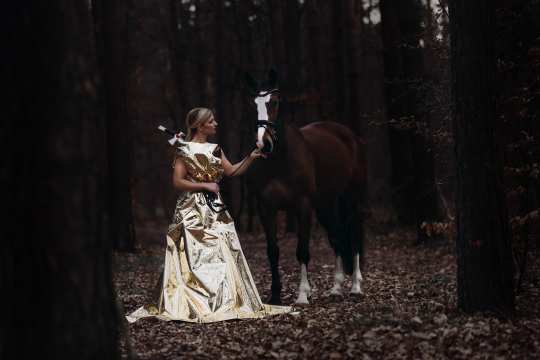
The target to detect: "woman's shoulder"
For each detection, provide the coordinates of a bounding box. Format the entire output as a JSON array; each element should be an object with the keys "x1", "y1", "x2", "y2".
[{"x1": 175, "y1": 142, "x2": 190, "y2": 158}]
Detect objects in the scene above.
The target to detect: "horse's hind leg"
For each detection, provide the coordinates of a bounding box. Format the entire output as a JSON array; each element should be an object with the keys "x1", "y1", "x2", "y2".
[
  {"x1": 257, "y1": 200, "x2": 282, "y2": 305},
  {"x1": 347, "y1": 200, "x2": 364, "y2": 295},
  {"x1": 295, "y1": 197, "x2": 312, "y2": 304},
  {"x1": 316, "y1": 203, "x2": 345, "y2": 296}
]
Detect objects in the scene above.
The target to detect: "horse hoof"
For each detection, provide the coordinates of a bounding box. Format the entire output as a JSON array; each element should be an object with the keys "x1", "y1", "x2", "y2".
[
  {"x1": 350, "y1": 286, "x2": 364, "y2": 296},
  {"x1": 327, "y1": 286, "x2": 343, "y2": 297}
]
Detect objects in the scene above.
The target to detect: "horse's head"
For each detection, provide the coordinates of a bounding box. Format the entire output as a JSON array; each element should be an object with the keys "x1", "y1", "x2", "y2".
[{"x1": 245, "y1": 69, "x2": 280, "y2": 154}]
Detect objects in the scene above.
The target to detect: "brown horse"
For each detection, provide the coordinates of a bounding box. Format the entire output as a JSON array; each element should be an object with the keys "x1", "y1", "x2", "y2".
[{"x1": 245, "y1": 71, "x2": 367, "y2": 305}]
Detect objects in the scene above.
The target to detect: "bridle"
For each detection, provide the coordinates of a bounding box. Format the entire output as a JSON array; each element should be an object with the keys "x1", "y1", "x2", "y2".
[
  {"x1": 257, "y1": 119, "x2": 278, "y2": 145},
  {"x1": 254, "y1": 88, "x2": 279, "y2": 97}
]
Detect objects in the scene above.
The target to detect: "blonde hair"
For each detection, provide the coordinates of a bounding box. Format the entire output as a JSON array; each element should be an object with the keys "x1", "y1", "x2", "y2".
[{"x1": 185, "y1": 107, "x2": 214, "y2": 141}]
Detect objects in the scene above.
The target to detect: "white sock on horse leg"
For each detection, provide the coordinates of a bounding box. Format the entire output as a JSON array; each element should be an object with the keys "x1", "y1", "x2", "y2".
[
  {"x1": 329, "y1": 255, "x2": 344, "y2": 296},
  {"x1": 350, "y1": 254, "x2": 364, "y2": 295},
  {"x1": 295, "y1": 263, "x2": 311, "y2": 304}
]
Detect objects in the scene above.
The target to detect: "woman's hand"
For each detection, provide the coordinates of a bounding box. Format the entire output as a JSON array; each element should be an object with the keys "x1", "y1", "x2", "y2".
[
  {"x1": 249, "y1": 148, "x2": 267, "y2": 160},
  {"x1": 204, "y1": 182, "x2": 220, "y2": 194}
]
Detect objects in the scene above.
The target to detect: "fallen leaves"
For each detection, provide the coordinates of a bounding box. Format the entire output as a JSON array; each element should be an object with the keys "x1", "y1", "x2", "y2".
[{"x1": 115, "y1": 226, "x2": 540, "y2": 359}]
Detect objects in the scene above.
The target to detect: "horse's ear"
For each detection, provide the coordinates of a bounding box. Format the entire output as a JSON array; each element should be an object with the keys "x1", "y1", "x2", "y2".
[
  {"x1": 244, "y1": 72, "x2": 258, "y2": 95},
  {"x1": 267, "y1": 68, "x2": 279, "y2": 89}
]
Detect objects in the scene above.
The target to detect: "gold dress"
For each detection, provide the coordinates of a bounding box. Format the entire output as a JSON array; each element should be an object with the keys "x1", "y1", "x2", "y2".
[{"x1": 126, "y1": 142, "x2": 291, "y2": 323}]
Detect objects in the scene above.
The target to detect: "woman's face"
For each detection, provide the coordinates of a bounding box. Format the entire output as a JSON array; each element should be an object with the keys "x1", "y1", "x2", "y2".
[{"x1": 197, "y1": 115, "x2": 218, "y2": 137}]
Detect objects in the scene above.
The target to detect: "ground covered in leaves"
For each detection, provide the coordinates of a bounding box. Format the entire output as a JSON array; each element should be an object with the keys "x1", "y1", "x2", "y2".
[{"x1": 115, "y1": 222, "x2": 540, "y2": 359}]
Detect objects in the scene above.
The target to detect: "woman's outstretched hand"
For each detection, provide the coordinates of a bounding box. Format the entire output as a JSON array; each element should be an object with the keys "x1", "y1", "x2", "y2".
[
  {"x1": 204, "y1": 182, "x2": 220, "y2": 194},
  {"x1": 249, "y1": 148, "x2": 267, "y2": 160}
]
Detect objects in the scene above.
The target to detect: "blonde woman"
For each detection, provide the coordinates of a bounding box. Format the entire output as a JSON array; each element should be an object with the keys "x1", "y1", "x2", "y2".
[{"x1": 127, "y1": 108, "x2": 291, "y2": 323}]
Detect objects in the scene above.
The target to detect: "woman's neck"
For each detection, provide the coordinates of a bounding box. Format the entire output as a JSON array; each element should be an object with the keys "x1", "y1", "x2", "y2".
[{"x1": 191, "y1": 134, "x2": 208, "y2": 143}]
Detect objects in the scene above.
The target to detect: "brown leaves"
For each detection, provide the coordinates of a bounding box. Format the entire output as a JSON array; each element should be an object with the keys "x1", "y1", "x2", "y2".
[
  {"x1": 115, "y1": 226, "x2": 540, "y2": 359},
  {"x1": 420, "y1": 221, "x2": 456, "y2": 238}
]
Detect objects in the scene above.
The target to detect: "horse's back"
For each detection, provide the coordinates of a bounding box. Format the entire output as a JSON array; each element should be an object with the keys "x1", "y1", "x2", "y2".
[
  {"x1": 299, "y1": 121, "x2": 365, "y2": 202},
  {"x1": 301, "y1": 122, "x2": 358, "y2": 151}
]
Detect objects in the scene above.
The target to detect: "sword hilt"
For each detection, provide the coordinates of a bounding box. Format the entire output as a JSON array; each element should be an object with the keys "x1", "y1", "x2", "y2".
[{"x1": 157, "y1": 125, "x2": 185, "y2": 145}]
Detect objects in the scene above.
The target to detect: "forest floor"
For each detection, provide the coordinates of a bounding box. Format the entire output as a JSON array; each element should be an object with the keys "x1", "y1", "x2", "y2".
[{"x1": 115, "y1": 220, "x2": 540, "y2": 359}]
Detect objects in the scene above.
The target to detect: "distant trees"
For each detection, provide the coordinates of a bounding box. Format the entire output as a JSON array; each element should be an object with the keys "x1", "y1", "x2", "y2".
[
  {"x1": 111, "y1": 0, "x2": 393, "y2": 229},
  {"x1": 449, "y1": 0, "x2": 515, "y2": 314},
  {"x1": 380, "y1": 0, "x2": 442, "y2": 242}
]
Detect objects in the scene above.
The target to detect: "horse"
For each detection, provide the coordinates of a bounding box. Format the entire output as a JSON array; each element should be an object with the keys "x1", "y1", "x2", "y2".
[{"x1": 244, "y1": 70, "x2": 367, "y2": 305}]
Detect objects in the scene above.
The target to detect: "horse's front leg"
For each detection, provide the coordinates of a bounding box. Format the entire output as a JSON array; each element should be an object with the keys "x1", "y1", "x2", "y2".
[
  {"x1": 295, "y1": 197, "x2": 312, "y2": 304},
  {"x1": 258, "y1": 201, "x2": 281, "y2": 305}
]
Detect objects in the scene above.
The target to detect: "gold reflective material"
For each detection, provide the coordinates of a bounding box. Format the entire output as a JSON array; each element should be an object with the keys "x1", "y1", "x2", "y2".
[{"x1": 127, "y1": 142, "x2": 291, "y2": 323}]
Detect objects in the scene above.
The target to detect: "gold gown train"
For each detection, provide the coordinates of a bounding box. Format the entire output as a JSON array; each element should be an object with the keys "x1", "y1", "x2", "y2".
[{"x1": 126, "y1": 142, "x2": 291, "y2": 323}]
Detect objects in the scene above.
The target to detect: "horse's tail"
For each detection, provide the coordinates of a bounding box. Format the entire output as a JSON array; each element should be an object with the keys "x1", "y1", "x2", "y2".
[{"x1": 338, "y1": 136, "x2": 366, "y2": 275}]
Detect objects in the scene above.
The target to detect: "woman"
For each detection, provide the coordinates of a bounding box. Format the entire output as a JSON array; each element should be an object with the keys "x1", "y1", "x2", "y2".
[{"x1": 127, "y1": 107, "x2": 291, "y2": 323}]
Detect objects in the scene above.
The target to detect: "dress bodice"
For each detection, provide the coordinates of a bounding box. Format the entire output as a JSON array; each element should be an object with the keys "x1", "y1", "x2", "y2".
[{"x1": 176, "y1": 142, "x2": 224, "y2": 183}]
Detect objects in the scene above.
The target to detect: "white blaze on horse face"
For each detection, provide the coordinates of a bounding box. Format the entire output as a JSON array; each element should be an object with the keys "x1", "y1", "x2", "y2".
[
  {"x1": 254, "y1": 93, "x2": 271, "y2": 120},
  {"x1": 254, "y1": 93, "x2": 271, "y2": 149},
  {"x1": 295, "y1": 263, "x2": 311, "y2": 304},
  {"x1": 329, "y1": 255, "x2": 344, "y2": 296},
  {"x1": 350, "y1": 254, "x2": 364, "y2": 295}
]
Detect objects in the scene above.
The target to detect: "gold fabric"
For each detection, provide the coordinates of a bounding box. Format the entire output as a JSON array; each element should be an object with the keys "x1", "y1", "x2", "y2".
[{"x1": 126, "y1": 142, "x2": 291, "y2": 323}]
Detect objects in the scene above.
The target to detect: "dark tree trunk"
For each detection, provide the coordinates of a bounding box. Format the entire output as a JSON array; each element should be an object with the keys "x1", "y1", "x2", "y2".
[
  {"x1": 94, "y1": 0, "x2": 136, "y2": 251},
  {"x1": 282, "y1": 1, "x2": 303, "y2": 232},
  {"x1": 380, "y1": 0, "x2": 416, "y2": 224},
  {"x1": 167, "y1": 0, "x2": 187, "y2": 129},
  {"x1": 268, "y1": 0, "x2": 288, "y2": 86},
  {"x1": 282, "y1": 0, "x2": 302, "y2": 122},
  {"x1": 214, "y1": 0, "x2": 241, "y2": 215},
  {"x1": 233, "y1": 0, "x2": 255, "y2": 229},
  {"x1": 306, "y1": 0, "x2": 332, "y2": 120},
  {"x1": 449, "y1": 0, "x2": 515, "y2": 315},
  {"x1": 332, "y1": 0, "x2": 351, "y2": 125},
  {"x1": 3, "y1": 1, "x2": 119, "y2": 358}
]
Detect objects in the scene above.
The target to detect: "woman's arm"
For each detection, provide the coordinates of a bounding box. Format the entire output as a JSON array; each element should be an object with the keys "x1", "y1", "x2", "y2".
[
  {"x1": 173, "y1": 159, "x2": 219, "y2": 193},
  {"x1": 221, "y1": 149, "x2": 265, "y2": 177}
]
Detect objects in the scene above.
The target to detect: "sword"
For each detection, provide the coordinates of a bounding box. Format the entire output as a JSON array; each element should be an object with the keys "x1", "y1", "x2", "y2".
[{"x1": 157, "y1": 125, "x2": 186, "y2": 146}]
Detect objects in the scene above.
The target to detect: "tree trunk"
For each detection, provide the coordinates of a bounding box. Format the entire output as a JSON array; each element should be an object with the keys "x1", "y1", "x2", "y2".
[
  {"x1": 214, "y1": 0, "x2": 240, "y2": 215},
  {"x1": 3, "y1": 1, "x2": 119, "y2": 358},
  {"x1": 94, "y1": 0, "x2": 136, "y2": 251},
  {"x1": 380, "y1": 0, "x2": 416, "y2": 224},
  {"x1": 268, "y1": 0, "x2": 288, "y2": 86},
  {"x1": 237, "y1": 0, "x2": 257, "y2": 227},
  {"x1": 306, "y1": 0, "x2": 332, "y2": 120},
  {"x1": 450, "y1": 0, "x2": 515, "y2": 315},
  {"x1": 332, "y1": 0, "x2": 351, "y2": 125}
]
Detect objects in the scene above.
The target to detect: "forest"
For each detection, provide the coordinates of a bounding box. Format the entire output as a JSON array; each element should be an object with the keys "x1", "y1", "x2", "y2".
[{"x1": 2, "y1": 0, "x2": 540, "y2": 359}]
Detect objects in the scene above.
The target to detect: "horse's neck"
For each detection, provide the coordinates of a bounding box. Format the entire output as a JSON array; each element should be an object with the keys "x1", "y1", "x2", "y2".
[
  {"x1": 248, "y1": 123, "x2": 303, "y2": 179},
  {"x1": 272, "y1": 123, "x2": 303, "y2": 164}
]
